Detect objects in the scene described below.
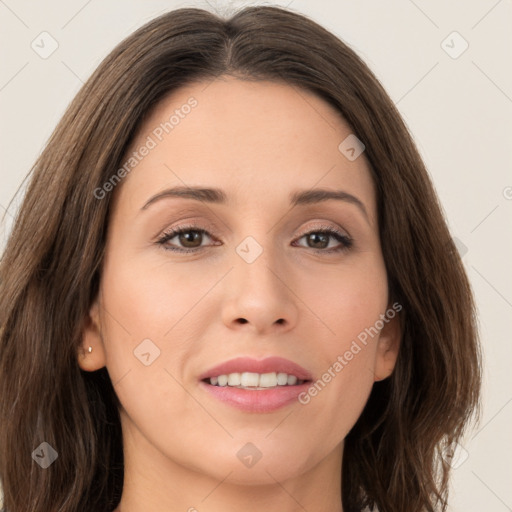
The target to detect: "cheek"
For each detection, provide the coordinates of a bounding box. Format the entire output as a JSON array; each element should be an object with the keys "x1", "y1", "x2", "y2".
[
  {"x1": 100, "y1": 248, "x2": 207, "y2": 345},
  {"x1": 97, "y1": 248, "x2": 205, "y2": 400},
  {"x1": 292, "y1": 256, "x2": 387, "y2": 430},
  {"x1": 293, "y1": 325, "x2": 379, "y2": 454},
  {"x1": 295, "y1": 252, "x2": 388, "y2": 352},
  {"x1": 97, "y1": 253, "x2": 207, "y2": 459}
]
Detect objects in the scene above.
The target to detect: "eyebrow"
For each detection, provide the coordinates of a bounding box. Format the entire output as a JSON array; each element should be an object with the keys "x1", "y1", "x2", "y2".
[{"x1": 141, "y1": 186, "x2": 369, "y2": 220}]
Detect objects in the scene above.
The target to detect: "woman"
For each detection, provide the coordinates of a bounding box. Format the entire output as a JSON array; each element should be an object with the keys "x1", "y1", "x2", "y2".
[{"x1": 0, "y1": 5, "x2": 481, "y2": 512}]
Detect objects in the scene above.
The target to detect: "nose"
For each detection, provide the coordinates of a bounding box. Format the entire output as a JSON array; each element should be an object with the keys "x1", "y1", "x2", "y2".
[{"x1": 220, "y1": 240, "x2": 299, "y2": 335}]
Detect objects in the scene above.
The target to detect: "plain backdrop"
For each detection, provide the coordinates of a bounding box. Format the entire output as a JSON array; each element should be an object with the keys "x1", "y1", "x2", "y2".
[{"x1": 1, "y1": 1, "x2": 511, "y2": 510}]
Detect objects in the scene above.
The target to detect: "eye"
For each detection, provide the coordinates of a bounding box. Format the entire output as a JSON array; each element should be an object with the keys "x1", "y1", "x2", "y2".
[
  {"x1": 156, "y1": 224, "x2": 217, "y2": 253},
  {"x1": 293, "y1": 225, "x2": 353, "y2": 254},
  {"x1": 155, "y1": 223, "x2": 353, "y2": 254}
]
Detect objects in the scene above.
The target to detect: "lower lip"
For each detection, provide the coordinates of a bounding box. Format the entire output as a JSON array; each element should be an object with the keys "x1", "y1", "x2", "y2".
[{"x1": 199, "y1": 380, "x2": 311, "y2": 413}]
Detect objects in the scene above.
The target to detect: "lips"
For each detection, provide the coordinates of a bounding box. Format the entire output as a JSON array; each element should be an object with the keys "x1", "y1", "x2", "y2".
[
  {"x1": 199, "y1": 356, "x2": 313, "y2": 382},
  {"x1": 198, "y1": 356, "x2": 314, "y2": 413},
  {"x1": 199, "y1": 381, "x2": 312, "y2": 413}
]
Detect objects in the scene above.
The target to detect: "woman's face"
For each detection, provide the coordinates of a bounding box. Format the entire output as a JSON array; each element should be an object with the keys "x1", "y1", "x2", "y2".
[{"x1": 81, "y1": 76, "x2": 400, "y2": 488}]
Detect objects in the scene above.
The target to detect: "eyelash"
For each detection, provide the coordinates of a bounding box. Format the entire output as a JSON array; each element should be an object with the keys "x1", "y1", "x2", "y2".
[{"x1": 155, "y1": 223, "x2": 353, "y2": 255}]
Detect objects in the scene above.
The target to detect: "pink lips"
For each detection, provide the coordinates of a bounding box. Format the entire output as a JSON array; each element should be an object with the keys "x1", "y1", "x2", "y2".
[{"x1": 198, "y1": 356, "x2": 313, "y2": 413}]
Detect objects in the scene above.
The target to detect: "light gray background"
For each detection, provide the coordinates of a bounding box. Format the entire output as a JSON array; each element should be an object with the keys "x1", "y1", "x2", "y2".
[{"x1": 1, "y1": 1, "x2": 511, "y2": 510}]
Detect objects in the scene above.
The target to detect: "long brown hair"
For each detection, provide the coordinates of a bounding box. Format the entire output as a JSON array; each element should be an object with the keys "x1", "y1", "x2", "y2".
[{"x1": 0, "y1": 5, "x2": 481, "y2": 511}]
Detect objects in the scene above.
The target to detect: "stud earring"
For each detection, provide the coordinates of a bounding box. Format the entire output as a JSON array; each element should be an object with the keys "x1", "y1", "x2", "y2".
[{"x1": 88, "y1": 346, "x2": 93, "y2": 353}]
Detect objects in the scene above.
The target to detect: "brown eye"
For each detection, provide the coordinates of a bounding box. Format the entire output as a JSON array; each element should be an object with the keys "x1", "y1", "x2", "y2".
[
  {"x1": 294, "y1": 227, "x2": 353, "y2": 253},
  {"x1": 156, "y1": 226, "x2": 215, "y2": 253},
  {"x1": 175, "y1": 230, "x2": 204, "y2": 249},
  {"x1": 156, "y1": 224, "x2": 353, "y2": 254}
]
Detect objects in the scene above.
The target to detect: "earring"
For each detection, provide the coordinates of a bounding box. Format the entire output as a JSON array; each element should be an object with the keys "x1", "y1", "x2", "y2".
[{"x1": 88, "y1": 346, "x2": 93, "y2": 353}]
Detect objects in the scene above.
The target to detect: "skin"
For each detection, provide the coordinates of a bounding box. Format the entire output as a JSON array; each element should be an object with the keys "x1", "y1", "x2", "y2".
[{"x1": 79, "y1": 76, "x2": 401, "y2": 512}]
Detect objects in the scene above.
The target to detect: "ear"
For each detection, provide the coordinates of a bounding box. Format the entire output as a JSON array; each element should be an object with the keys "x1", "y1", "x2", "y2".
[
  {"x1": 78, "y1": 298, "x2": 107, "y2": 371},
  {"x1": 373, "y1": 308, "x2": 401, "y2": 382}
]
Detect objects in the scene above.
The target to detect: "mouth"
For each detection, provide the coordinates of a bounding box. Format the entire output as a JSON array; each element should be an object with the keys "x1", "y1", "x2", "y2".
[
  {"x1": 202, "y1": 371, "x2": 309, "y2": 389},
  {"x1": 198, "y1": 356, "x2": 313, "y2": 413}
]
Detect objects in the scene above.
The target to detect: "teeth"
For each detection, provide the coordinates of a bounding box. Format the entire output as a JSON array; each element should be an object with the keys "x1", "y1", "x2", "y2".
[
  {"x1": 207, "y1": 371, "x2": 305, "y2": 388},
  {"x1": 240, "y1": 372, "x2": 260, "y2": 387},
  {"x1": 227, "y1": 373, "x2": 241, "y2": 386},
  {"x1": 277, "y1": 372, "x2": 288, "y2": 385},
  {"x1": 259, "y1": 372, "x2": 277, "y2": 388}
]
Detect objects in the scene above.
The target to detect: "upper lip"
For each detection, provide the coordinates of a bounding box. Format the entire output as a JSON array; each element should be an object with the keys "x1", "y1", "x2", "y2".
[{"x1": 199, "y1": 356, "x2": 313, "y2": 381}]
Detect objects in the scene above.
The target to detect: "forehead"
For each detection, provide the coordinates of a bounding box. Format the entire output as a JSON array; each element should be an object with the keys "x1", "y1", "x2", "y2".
[{"x1": 115, "y1": 77, "x2": 376, "y2": 220}]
